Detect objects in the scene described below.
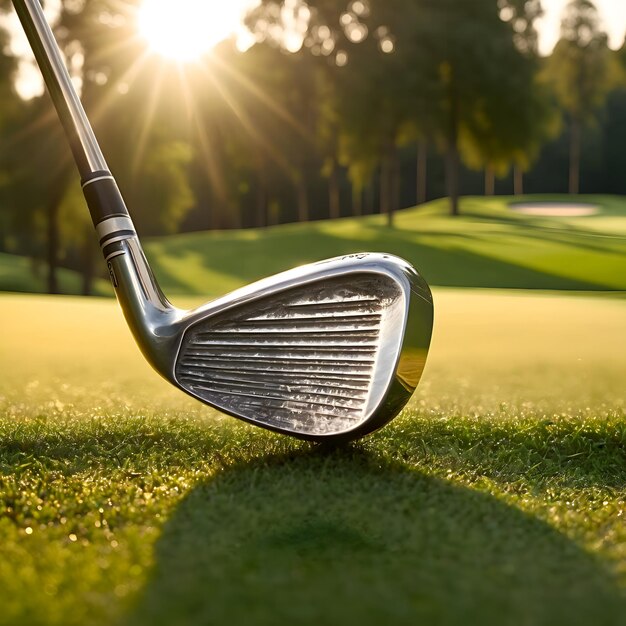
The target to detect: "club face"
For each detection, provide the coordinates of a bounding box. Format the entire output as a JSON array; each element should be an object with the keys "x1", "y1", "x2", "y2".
[{"x1": 170, "y1": 254, "x2": 433, "y2": 441}]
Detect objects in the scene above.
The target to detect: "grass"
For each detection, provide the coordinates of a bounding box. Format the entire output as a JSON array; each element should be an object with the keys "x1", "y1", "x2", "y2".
[
  {"x1": 144, "y1": 194, "x2": 626, "y2": 297},
  {"x1": 1, "y1": 289, "x2": 625, "y2": 625},
  {"x1": 0, "y1": 252, "x2": 112, "y2": 296},
  {"x1": 1, "y1": 194, "x2": 625, "y2": 296}
]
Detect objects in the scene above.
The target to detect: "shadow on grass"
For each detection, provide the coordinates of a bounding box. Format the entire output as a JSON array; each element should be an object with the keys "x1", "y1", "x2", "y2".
[
  {"x1": 359, "y1": 227, "x2": 609, "y2": 290},
  {"x1": 2, "y1": 415, "x2": 625, "y2": 624},
  {"x1": 459, "y1": 211, "x2": 626, "y2": 254},
  {"x1": 121, "y1": 447, "x2": 625, "y2": 626},
  {"x1": 145, "y1": 223, "x2": 608, "y2": 295}
]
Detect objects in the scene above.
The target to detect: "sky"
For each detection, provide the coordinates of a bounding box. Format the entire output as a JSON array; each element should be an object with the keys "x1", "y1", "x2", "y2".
[{"x1": 537, "y1": 0, "x2": 626, "y2": 55}]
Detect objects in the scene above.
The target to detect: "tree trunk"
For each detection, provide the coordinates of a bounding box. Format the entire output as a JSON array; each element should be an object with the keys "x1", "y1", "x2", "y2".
[
  {"x1": 513, "y1": 165, "x2": 524, "y2": 195},
  {"x1": 295, "y1": 176, "x2": 309, "y2": 223},
  {"x1": 256, "y1": 164, "x2": 268, "y2": 228},
  {"x1": 569, "y1": 117, "x2": 581, "y2": 194},
  {"x1": 45, "y1": 173, "x2": 70, "y2": 294},
  {"x1": 231, "y1": 203, "x2": 242, "y2": 230},
  {"x1": 46, "y1": 201, "x2": 60, "y2": 295},
  {"x1": 446, "y1": 81, "x2": 461, "y2": 216},
  {"x1": 352, "y1": 185, "x2": 363, "y2": 217},
  {"x1": 191, "y1": 117, "x2": 229, "y2": 230},
  {"x1": 445, "y1": 145, "x2": 460, "y2": 216},
  {"x1": 389, "y1": 142, "x2": 400, "y2": 228},
  {"x1": 81, "y1": 227, "x2": 95, "y2": 296},
  {"x1": 328, "y1": 159, "x2": 340, "y2": 220},
  {"x1": 365, "y1": 182, "x2": 374, "y2": 215},
  {"x1": 484, "y1": 166, "x2": 495, "y2": 196},
  {"x1": 256, "y1": 184, "x2": 267, "y2": 229},
  {"x1": 208, "y1": 187, "x2": 221, "y2": 231},
  {"x1": 380, "y1": 137, "x2": 398, "y2": 227},
  {"x1": 416, "y1": 140, "x2": 427, "y2": 205},
  {"x1": 380, "y1": 158, "x2": 390, "y2": 222}
]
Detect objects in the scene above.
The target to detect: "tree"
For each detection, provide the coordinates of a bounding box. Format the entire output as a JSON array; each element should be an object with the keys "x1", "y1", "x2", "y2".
[
  {"x1": 0, "y1": 20, "x2": 21, "y2": 251},
  {"x1": 602, "y1": 40, "x2": 626, "y2": 194},
  {"x1": 247, "y1": 0, "x2": 413, "y2": 226},
  {"x1": 243, "y1": 0, "x2": 567, "y2": 218},
  {"x1": 316, "y1": 65, "x2": 343, "y2": 220},
  {"x1": 57, "y1": 1, "x2": 195, "y2": 233},
  {"x1": 0, "y1": 84, "x2": 75, "y2": 293},
  {"x1": 404, "y1": 0, "x2": 556, "y2": 213},
  {"x1": 189, "y1": 41, "x2": 318, "y2": 227},
  {"x1": 245, "y1": 1, "x2": 346, "y2": 223},
  {"x1": 2, "y1": 0, "x2": 196, "y2": 292},
  {"x1": 457, "y1": 25, "x2": 559, "y2": 197},
  {"x1": 315, "y1": 0, "x2": 557, "y2": 215},
  {"x1": 467, "y1": 0, "x2": 559, "y2": 195},
  {"x1": 543, "y1": 0, "x2": 618, "y2": 194},
  {"x1": 333, "y1": 22, "x2": 412, "y2": 226}
]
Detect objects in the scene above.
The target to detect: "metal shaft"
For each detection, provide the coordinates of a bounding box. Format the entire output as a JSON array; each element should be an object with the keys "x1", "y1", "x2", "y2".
[{"x1": 12, "y1": 0, "x2": 108, "y2": 177}]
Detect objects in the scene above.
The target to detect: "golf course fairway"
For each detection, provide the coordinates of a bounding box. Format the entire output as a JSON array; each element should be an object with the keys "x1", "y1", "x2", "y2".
[{"x1": 1, "y1": 288, "x2": 624, "y2": 625}]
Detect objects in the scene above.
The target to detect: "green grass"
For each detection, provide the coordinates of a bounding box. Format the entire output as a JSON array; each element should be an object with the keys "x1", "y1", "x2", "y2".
[
  {"x1": 1, "y1": 289, "x2": 625, "y2": 625},
  {"x1": 144, "y1": 194, "x2": 626, "y2": 298},
  {"x1": 0, "y1": 252, "x2": 112, "y2": 296},
  {"x1": 2, "y1": 194, "x2": 625, "y2": 296}
]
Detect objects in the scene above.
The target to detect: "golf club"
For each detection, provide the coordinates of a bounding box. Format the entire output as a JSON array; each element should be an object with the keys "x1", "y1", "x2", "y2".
[{"x1": 12, "y1": 0, "x2": 434, "y2": 441}]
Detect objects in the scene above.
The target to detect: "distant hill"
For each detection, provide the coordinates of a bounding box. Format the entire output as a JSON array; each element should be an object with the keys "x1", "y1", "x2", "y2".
[
  {"x1": 144, "y1": 195, "x2": 626, "y2": 298},
  {"x1": 2, "y1": 195, "x2": 625, "y2": 297},
  {"x1": 0, "y1": 252, "x2": 112, "y2": 296}
]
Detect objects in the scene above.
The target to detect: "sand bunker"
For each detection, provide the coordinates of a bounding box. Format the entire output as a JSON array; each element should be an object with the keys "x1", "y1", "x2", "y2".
[{"x1": 509, "y1": 202, "x2": 600, "y2": 217}]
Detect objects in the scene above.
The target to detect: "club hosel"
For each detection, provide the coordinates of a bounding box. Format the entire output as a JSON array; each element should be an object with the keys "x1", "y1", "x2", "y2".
[
  {"x1": 105, "y1": 236, "x2": 182, "y2": 378},
  {"x1": 82, "y1": 171, "x2": 182, "y2": 376}
]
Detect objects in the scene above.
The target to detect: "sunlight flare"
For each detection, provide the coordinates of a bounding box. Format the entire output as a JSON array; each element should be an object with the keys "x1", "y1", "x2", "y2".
[{"x1": 138, "y1": 0, "x2": 254, "y2": 61}]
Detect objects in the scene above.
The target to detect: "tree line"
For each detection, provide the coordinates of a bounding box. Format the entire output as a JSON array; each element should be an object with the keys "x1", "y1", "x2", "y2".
[{"x1": 0, "y1": 0, "x2": 624, "y2": 293}]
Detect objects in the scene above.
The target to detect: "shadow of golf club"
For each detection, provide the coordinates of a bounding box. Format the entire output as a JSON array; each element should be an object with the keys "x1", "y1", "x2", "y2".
[{"x1": 121, "y1": 447, "x2": 625, "y2": 626}]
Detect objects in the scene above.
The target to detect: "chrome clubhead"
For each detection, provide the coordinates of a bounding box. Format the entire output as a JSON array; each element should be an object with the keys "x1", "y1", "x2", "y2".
[
  {"x1": 97, "y1": 222, "x2": 434, "y2": 441},
  {"x1": 170, "y1": 254, "x2": 433, "y2": 440}
]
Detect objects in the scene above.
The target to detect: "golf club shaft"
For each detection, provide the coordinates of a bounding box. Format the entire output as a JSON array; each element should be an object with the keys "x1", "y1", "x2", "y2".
[
  {"x1": 14, "y1": 0, "x2": 174, "y2": 366},
  {"x1": 12, "y1": 0, "x2": 107, "y2": 177}
]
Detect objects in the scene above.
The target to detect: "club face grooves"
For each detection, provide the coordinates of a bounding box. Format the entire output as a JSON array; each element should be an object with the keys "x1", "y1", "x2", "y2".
[{"x1": 173, "y1": 259, "x2": 433, "y2": 441}]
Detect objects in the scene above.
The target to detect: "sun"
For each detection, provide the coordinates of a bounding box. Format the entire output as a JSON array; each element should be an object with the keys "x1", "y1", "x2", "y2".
[{"x1": 138, "y1": 0, "x2": 253, "y2": 62}]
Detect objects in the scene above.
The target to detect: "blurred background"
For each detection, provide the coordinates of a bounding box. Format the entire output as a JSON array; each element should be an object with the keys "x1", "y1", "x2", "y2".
[{"x1": 0, "y1": 0, "x2": 624, "y2": 296}]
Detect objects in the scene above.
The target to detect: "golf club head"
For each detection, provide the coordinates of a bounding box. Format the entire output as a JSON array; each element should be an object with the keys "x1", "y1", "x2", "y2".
[{"x1": 167, "y1": 253, "x2": 433, "y2": 441}]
